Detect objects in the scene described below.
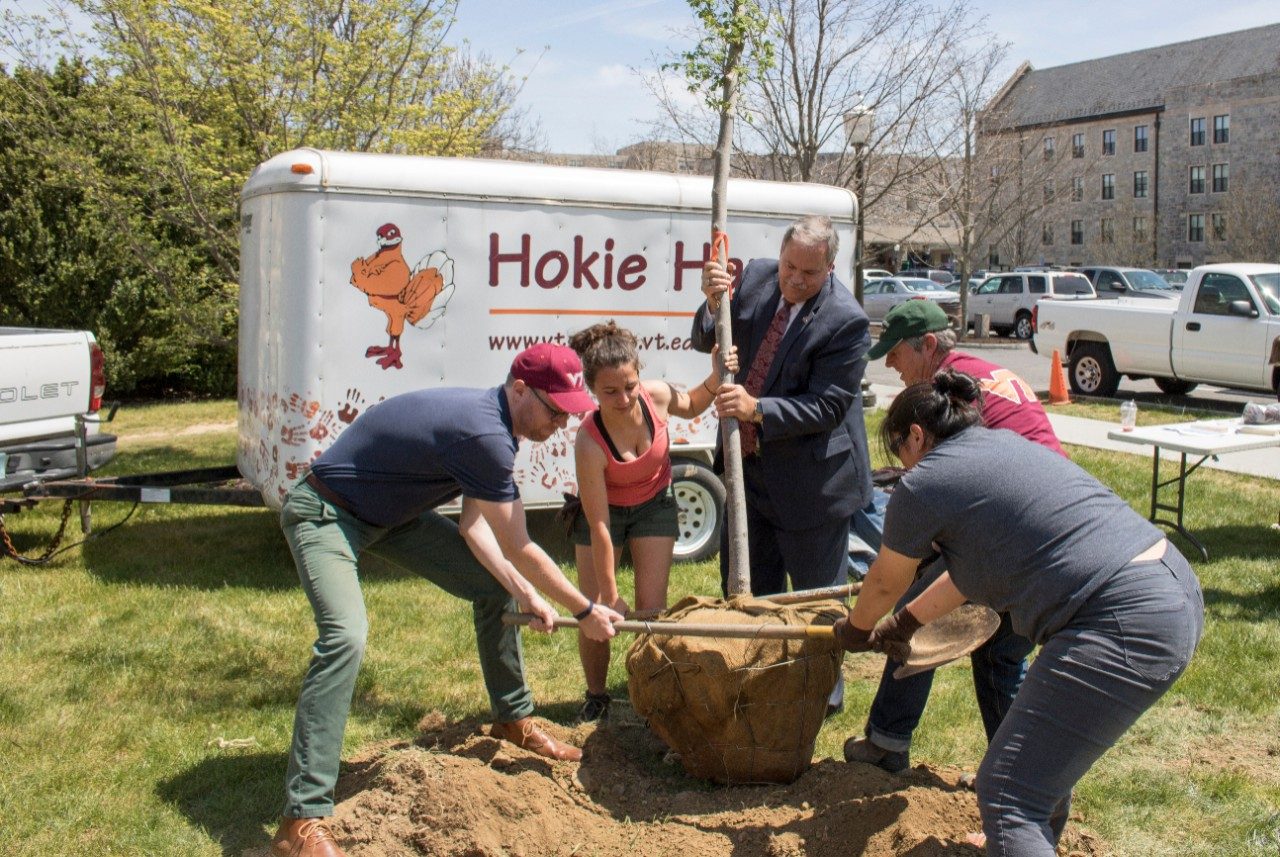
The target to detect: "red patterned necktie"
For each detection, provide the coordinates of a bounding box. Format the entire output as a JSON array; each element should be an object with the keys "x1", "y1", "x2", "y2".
[{"x1": 739, "y1": 298, "x2": 793, "y2": 457}]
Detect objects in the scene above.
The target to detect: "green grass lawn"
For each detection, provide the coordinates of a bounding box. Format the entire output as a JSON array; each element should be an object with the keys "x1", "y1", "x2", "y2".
[{"x1": 2, "y1": 399, "x2": 1278, "y2": 855}]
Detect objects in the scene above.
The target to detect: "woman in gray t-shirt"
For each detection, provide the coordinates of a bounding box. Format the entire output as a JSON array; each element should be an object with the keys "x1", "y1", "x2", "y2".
[{"x1": 834, "y1": 370, "x2": 1203, "y2": 857}]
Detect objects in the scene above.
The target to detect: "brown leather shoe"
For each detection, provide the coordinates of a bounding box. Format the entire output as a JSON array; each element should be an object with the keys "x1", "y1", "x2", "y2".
[
  {"x1": 491, "y1": 717, "x2": 583, "y2": 762},
  {"x1": 270, "y1": 817, "x2": 347, "y2": 857}
]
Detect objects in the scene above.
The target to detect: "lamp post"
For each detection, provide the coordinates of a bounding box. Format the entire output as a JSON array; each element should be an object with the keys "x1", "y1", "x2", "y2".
[{"x1": 844, "y1": 102, "x2": 875, "y2": 305}]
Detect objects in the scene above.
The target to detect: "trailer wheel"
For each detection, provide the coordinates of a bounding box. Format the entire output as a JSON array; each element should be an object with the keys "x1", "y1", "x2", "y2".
[
  {"x1": 671, "y1": 460, "x2": 724, "y2": 563},
  {"x1": 1068, "y1": 342, "x2": 1120, "y2": 397},
  {"x1": 1154, "y1": 378, "x2": 1198, "y2": 396}
]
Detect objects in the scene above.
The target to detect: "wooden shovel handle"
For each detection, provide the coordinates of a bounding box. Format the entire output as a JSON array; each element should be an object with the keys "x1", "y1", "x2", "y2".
[{"x1": 502, "y1": 613, "x2": 835, "y2": 640}]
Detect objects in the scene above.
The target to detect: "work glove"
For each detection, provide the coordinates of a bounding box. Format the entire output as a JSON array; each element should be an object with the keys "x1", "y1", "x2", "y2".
[
  {"x1": 832, "y1": 616, "x2": 874, "y2": 653},
  {"x1": 869, "y1": 608, "x2": 923, "y2": 663}
]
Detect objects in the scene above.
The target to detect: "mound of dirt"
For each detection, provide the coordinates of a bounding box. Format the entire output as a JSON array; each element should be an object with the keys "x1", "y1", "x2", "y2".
[{"x1": 258, "y1": 708, "x2": 1108, "y2": 857}]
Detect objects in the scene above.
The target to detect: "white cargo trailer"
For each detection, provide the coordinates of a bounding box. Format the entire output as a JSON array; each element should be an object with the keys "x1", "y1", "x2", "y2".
[{"x1": 236, "y1": 149, "x2": 857, "y2": 560}]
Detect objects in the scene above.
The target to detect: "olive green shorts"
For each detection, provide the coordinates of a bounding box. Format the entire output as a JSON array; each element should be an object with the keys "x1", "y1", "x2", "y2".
[{"x1": 571, "y1": 484, "x2": 679, "y2": 546}]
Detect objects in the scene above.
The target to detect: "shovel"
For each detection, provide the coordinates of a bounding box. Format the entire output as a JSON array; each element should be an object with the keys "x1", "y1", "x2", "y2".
[
  {"x1": 502, "y1": 598, "x2": 1001, "y2": 674},
  {"x1": 891, "y1": 603, "x2": 1002, "y2": 679}
]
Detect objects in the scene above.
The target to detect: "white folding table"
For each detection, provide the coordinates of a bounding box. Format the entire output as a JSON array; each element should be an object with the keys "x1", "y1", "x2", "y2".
[{"x1": 1106, "y1": 418, "x2": 1280, "y2": 560}]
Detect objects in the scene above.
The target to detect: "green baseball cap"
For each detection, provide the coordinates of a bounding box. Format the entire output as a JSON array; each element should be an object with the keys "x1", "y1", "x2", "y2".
[{"x1": 867, "y1": 300, "x2": 951, "y2": 360}]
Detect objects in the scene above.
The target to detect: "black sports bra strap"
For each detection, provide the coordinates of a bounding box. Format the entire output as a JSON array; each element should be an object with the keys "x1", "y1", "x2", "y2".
[
  {"x1": 640, "y1": 393, "x2": 656, "y2": 438},
  {"x1": 593, "y1": 410, "x2": 625, "y2": 461}
]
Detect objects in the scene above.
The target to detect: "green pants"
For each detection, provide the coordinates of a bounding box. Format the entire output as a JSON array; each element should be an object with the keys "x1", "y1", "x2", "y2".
[{"x1": 279, "y1": 481, "x2": 533, "y2": 818}]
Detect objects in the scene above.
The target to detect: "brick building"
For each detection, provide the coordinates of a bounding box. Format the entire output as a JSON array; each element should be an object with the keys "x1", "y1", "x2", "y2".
[{"x1": 980, "y1": 23, "x2": 1280, "y2": 268}]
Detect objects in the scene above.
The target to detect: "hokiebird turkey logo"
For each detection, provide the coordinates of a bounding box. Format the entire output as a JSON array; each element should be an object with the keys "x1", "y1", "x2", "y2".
[{"x1": 350, "y1": 222, "x2": 455, "y2": 370}]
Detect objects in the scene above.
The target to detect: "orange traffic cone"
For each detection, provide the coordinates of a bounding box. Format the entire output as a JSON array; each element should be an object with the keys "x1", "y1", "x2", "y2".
[{"x1": 1048, "y1": 349, "x2": 1071, "y2": 405}]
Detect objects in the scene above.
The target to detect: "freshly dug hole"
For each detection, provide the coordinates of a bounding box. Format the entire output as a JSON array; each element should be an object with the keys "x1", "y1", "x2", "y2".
[{"x1": 626, "y1": 595, "x2": 844, "y2": 784}]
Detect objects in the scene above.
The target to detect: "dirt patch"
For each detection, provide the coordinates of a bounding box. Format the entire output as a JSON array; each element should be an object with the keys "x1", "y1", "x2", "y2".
[
  {"x1": 247, "y1": 708, "x2": 1108, "y2": 857},
  {"x1": 117, "y1": 421, "x2": 235, "y2": 445}
]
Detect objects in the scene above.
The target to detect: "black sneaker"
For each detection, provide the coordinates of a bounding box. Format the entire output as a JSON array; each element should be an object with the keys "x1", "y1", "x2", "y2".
[
  {"x1": 842, "y1": 736, "x2": 909, "y2": 774},
  {"x1": 578, "y1": 692, "x2": 611, "y2": 723}
]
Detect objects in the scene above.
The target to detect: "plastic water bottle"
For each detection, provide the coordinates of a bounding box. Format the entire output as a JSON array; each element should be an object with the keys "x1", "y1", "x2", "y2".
[{"x1": 1120, "y1": 399, "x2": 1137, "y2": 432}]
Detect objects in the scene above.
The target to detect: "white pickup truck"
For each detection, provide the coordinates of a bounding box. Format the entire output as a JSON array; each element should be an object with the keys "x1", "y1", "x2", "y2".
[
  {"x1": 1032, "y1": 263, "x2": 1280, "y2": 398},
  {"x1": 1, "y1": 328, "x2": 117, "y2": 494}
]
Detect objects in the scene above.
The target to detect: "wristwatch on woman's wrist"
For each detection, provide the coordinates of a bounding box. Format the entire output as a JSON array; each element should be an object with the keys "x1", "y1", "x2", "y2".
[{"x1": 752, "y1": 400, "x2": 764, "y2": 424}]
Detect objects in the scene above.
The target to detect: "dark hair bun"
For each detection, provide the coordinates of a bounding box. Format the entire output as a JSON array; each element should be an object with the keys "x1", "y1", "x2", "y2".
[
  {"x1": 569, "y1": 320, "x2": 633, "y2": 356},
  {"x1": 568, "y1": 320, "x2": 641, "y2": 384},
  {"x1": 932, "y1": 368, "x2": 981, "y2": 405}
]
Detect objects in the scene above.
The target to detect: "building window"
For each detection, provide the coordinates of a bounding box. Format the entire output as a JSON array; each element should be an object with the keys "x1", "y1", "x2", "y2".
[
  {"x1": 1071, "y1": 220, "x2": 1083, "y2": 245},
  {"x1": 1133, "y1": 170, "x2": 1148, "y2": 198},
  {"x1": 1043, "y1": 224, "x2": 1053, "y2": 245},
  {"x1": 1101, "y1": 173, "x2": 1115, "y2": 200},
  {"x1": 1212, "y1": 163, "x2": 1229, "y2": 193},
  {"x1": 1102, "y1": 129, "x2": 1115, "y2": 155},
  {"x1": 1188, "y1": 213, "x2": 1204, "y2": 242},
  {"x1": 1072, "y1": 176, "x2": 1084, "y2": 201},
  {"x1": 989, "y1": 165, "x2": 1002, "y2": 185},
  {"x1": 1190, "y1": 117, "x2": 1206, "y2": 146},
  {"x1": 1189, "y1": 166, "x2": 1205, "y2": 194},
  {"x1": 1133, "y1": 216, "x2": 1148, "y2": 241},
  {"x1": 988, "y1": 245, "x2": 1000, "y2": 268},
  {"x1": 1044, "y1": 179, "x2": 1054, "y2": 203},
  {"x1": 1043, "y1": 136, "x2": 1055, "y2": 160},
  {"x1": 1134, "y1": 125, "x2": 1148, "y2": 153},
  {"x1": 1071, "y1": 133, "x2": 1084, "y2": 158},
  {"x1": 1100, "y1": 218, "x2": 1114, "y2": 244},
  {"x1": 1211, "y1": 213, "x2": 1226, "y2": 241},
  {"x1": 1214, "y1": 114, "x2": 1229, "y2": 144}
]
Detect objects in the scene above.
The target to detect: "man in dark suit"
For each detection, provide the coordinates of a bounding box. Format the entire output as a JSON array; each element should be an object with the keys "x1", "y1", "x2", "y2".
[{"x1": 691, "y1": 215, "x2": 873, "y2": 601}]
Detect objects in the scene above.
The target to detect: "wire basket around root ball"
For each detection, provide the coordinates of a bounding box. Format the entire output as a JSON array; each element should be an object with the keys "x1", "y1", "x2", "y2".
[{"x1": 626, "y1": 594, "x2": 843, "y2": 785}]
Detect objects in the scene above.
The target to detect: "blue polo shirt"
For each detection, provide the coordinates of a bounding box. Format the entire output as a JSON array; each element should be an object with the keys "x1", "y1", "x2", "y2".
[{"x1": 309, "y1": 386, "x2": 519, "y2": 527}]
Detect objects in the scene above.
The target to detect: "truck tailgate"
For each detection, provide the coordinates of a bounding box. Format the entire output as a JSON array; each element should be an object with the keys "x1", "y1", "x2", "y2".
[{"x1": 0, "y1": 329, "x2": 93, "y2": 443}]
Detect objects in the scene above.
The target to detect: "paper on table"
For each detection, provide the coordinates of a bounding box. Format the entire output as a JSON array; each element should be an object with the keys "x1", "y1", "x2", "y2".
[
  {"x1": 1238, "y1": 422, "x2": 1280, "y2": 437},
  {"x1": 1166, "y1": 423, "x2": 1233, "y2": 436}
]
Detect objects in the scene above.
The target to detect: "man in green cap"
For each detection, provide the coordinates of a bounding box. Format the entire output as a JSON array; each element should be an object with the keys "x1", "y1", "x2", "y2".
[{"x1": 841, "y1": 298, "x2": 1065, "y2": 775}]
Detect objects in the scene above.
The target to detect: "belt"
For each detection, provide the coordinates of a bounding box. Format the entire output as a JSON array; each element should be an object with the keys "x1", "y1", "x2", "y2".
[{"x1": 305, "y1": 472, "x2": 365, "y2": 521}]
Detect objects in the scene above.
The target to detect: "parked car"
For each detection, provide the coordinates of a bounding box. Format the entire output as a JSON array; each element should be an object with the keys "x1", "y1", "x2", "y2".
[
  {"x1": 967, "y1": 271, "x2": 1095, "y2": 339},
  {"x1": 899, "y1": 267, "x2": 955, "y2": 285},
  {"x1": 946, "y1": 277, "x2": 984, "y2": 294},
  {"x1": 1078, "y1": 266, "x2": 1179, "y2": 299},
  {"x1": 1032, "y1": 263, "x2": 1280, "y2": 397},
  {"x1": 1154, "y1": 269, "x2": 1190, "y2": 289},
  {"x1": 864, "y1": 267, "x2": 894, "y2": 280},
  {"x1": 862, "y1": 277, "x2": 962, "y2": 326}
]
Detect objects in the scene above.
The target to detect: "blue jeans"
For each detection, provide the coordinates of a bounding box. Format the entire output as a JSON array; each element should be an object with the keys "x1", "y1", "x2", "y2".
[
  {"x1": 977, "y1": 549, "x2": 1202, "y2": 855},
  {"x1": 847, "y1": 489, "x2": 888, "y2": 580}
]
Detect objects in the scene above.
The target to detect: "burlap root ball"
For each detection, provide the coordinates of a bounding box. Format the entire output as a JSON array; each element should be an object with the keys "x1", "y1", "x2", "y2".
[{"x1": 625, "y1": 595, "x2": 844, "y2": 785}]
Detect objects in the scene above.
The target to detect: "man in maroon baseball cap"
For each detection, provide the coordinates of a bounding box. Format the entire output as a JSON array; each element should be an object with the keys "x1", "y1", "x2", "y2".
[
  {"x1": 270, "y1": 341, "x2": 619, "y2": 857},
  {"x1": 510, "y1": 342, "x2": 596, "y2": 415}
]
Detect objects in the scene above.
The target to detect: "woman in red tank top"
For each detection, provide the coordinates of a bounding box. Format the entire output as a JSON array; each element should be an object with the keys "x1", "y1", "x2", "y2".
[{"x1": 567, "y1": 321, "x2": 736, "y2": 722}]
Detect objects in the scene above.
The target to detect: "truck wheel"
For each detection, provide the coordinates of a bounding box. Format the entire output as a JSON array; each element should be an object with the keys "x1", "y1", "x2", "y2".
[
  {"x1": 1013, "y1": 312, "x2": 1033, "y2": 340},
  {"x1": 671, "y1": 460, "x2": 725, "y2": 563},
  {"x1": 1068, "y1": 343, "x2": 1120, "y2": 397},
  {"x1": 1154, "y1": 378, "x2": 1198, "y2": 396}
]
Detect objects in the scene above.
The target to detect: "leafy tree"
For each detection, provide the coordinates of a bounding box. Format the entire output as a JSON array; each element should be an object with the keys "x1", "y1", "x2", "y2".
[{"x1": 0, "y1": 0, "x2": 533, "y2": 396}]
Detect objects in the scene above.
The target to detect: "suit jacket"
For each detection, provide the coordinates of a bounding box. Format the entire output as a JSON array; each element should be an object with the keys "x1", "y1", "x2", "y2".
[{"x1": 691, "y1": 258, "x2": 872, "y2": 530}]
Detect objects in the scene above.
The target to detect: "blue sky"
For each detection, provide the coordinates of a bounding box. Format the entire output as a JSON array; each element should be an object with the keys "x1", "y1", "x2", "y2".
[{"x1": 450, "y1": 0, "x2": 1279, "y2": 153}]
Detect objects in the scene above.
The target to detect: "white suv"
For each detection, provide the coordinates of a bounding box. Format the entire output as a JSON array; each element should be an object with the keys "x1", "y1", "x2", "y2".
[{"x1": 967, "y1": 271, "x2": 1095, "y2": 339}]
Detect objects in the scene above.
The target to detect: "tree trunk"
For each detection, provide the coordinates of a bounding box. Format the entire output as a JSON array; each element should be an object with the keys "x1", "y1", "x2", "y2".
[{"x1": 711, "y1": 36, "x2": 751, "y2": 598}]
